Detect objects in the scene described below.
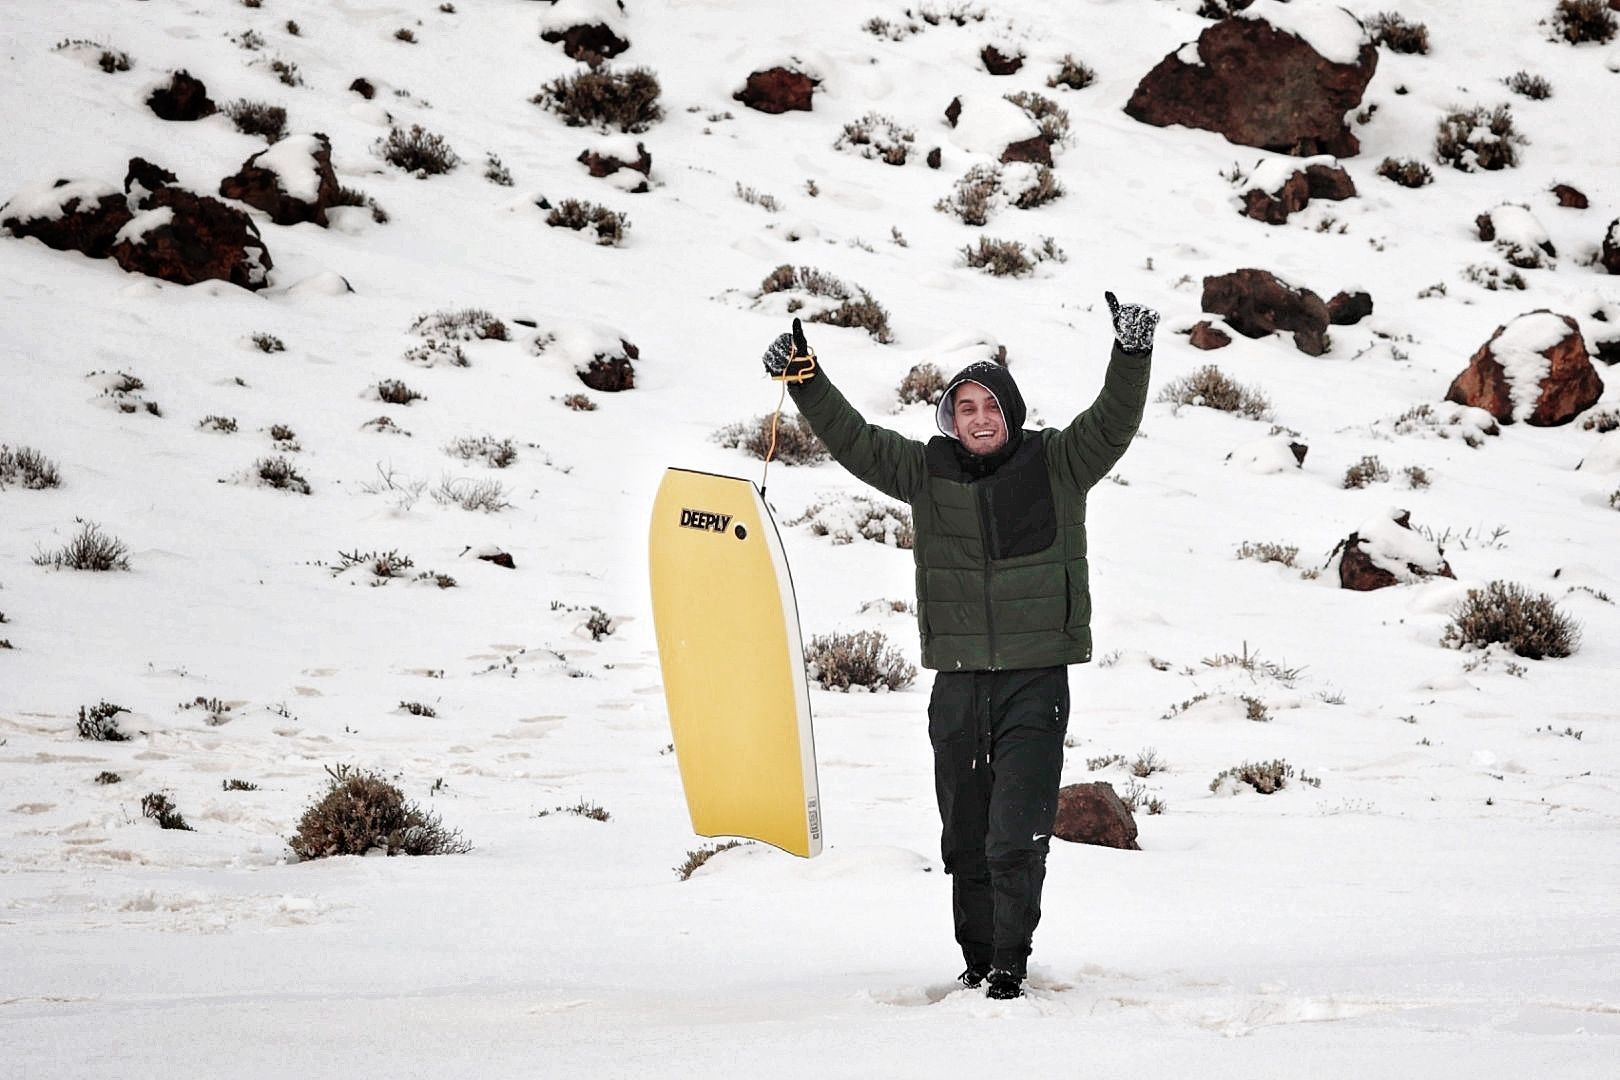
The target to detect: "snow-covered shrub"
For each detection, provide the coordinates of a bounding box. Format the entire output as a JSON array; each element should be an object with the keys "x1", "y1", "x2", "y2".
[
  {"x1": 331, "y1": 185, "x2": 388, "y2": 223},
  {"x1": 960, "y1": 235, "x2": 1065, "y2": 276},
  {"x1": 0, "y1": 445, "x2": 61, "y2": 489},
  {"x1": 1551, "y1": 0, "x2": 1616, "y2": 44},
  {"x1": 394, "y1": 27, "x2": 417, "y2": 44},
  {"x1": 141, "y1": 792, "x2": 193, "y2": 831},
  {"x1": 1376, "y1": 156, "x2": 1433, "y2": 187},
  {"x1": 544, "y1": 198, "x2": 628, "y2": 246},
  {"x1": 411, "y1": 308, "x2": 509, "y2": 342},
  {"x1": 377, "y1": 124, "x2": 460, "y2": 176},
  {"x1": 1477, "y1": 204, "x2": 1555, "y2": 268},
  {"x1": 250, "y1": 332, "x2": 284, "y2": 353},
  {"x1": 1581, "y1": 408, "x2": 1620, "y2": 433},
  {"x1": 1435, "y1": 105, "x2": 1524, "y2": 172},
  {"x1": 674, "y1": 839, "x2": 744, "y2": 880},
  {"x1": 255, "y1": 455, "x2": 310, "y2": 494},
  {"x1": 1130, "y1": 748, "x2": 1166, "y2": 777},
  {"x1": 377, "y1": 379, "x2": 424, "y2": 405},
  {"x1": 1506, "y1": 71, "x2": 1553, "y2": 99},
  {"x1": 804, "y1": 629, "x2": 917, "y2": 691},
  {"x1": 483, "y1": 153, "x2": 513, "y2": 186},
  {"x1": 1004, "y1": 91, "x2": 1069, "y2": 142},
  {"x1": 1047, "y1": 53, "x2": 1095, "y2": 90},
  {"x1": 54, "y1": 38, "x2": 132, "y2": 72},
  {"x1": 538, "y1": 799, "x2": 611, "y2": 822},
  {"x1": 1441, "y1": 581, "x2": 1581, "y2": 659},
  {"x1": 95, "y1": 771, "x2": 122, "y2": 785},
  {"x1": 268, "y1": 57, "x2": 302, "y2": 87},
  {"x1": 897, "y1": 362, "x2": 946, "y2": 406},
  {"x1": 1209, "y1": 759, "x2": 1318, "y2": 795},
  {"x1": 34, "y1": 519, "x2": 131, "y2": 571},
  {"x1": 758, "y1": 264, "x2": 893, "y2": 343},
  {"x1": 289, "y1": 764, "x2": 471, "y2": 859},
  {"x1": 432, "y1": 476, "x2": 511, "y2": 512},
  {"x1": 1369, "y1": 11, "x2": 1430, "y2": 53},
  {"x1": 1389, "y1": 403, "x2": 1500, "y2": 447},
  {"x1": 735, "y1": 184, "x2": 780, "y2": 211},
  {"x1": 936, "y1": 164, "x2": 1001, "y2": 225},
  {"x1": 788, "y1": 492, "x2": 915, "y2": 548},
  {"x1": 269, "y1": 424, "x2": 299, "y2": 450},
  {"x1": 561, "y1": 393, "x2": 597, "y2": 411},
  {"x1": 1235, "y1": 541, "x2": 1298, "y2": 566},
  {"x1": 1403, "y1": 465, "x2": 1431, "y2": 489},
  {"x1": 713, "y1": 413, "x2": 829, "y2": 465},
  {"x1": 78, "y1": 701, "x2": 131, "y2": 741},
  {"x1": 445, "y1": 435, "x2": 517, "y2": 468},
  {"x1": 399, "y1": 701, "x2": 436, "y2": 718},
  {"x1": 1342, "y1": 454, "x2": 1390, "y2": 488},
  {"x1": 404, "y1": 340, "x2": 468, "y2": 367},
  {"x1": 223, "y1": 99, "x2": 287, "y2": 142},
  {"x1": 223, "y1": 778, "x2": 259, "y2": 791},
  {"x1": 533, "y1": 66, "x2": 663, "y2": 133},
  {"x1": 1461, "y1": 262, "x2": 1527, "y2": 291},
  {"x1": 1156, "y1": 365, "x2": 1273, "y2": 420},
  {"x1": 834, "y1": 112, "x2": 915, "y2": 165}
]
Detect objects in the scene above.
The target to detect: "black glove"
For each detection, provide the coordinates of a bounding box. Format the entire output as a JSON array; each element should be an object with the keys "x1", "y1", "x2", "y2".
[
  {"x1": 1106, "y1": 291, "x2": 1159, "y2": 355},
  {"x1": 762, "y1": 317, "x2": 817, "y2": 382}
]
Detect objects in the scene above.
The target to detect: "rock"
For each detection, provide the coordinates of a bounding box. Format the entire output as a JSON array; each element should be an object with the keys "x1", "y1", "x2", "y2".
[
  {"x1": 1305, "y1": 161, "x2": 1357, "y2": 200},
  {"x1": 110, "y1": 186, "x2": 272, "y2": 291},
  {"x1": 541, "y1": 23, "x2": 629, "y2": 65},
  {"x1": 734, "y1": 67, "x2": 817, "y2": 114},
  {"x1": 981, "y1": 45, "x2": 1023, "y2": 75},
  {"x1": 1552, "y1": 183, "x2": 1588, "y2": 209},
  {"x1": 1602, "y1": 218, "x2": 1620, "y2": 275},
  {"x1": 1333, "y1": 509, "x2": 1454, "y2": 591},
  {"x1": 146, "y1": 70, "x2": 216, "y2": 121},
  {"x1": 1201, "y1": 268, "x2": 1331, "y2": 355},
  {"x1": 1242, "y1": 169, "x2": 1309, "y2": 224},
  {"x1": 124, "y1": 158, "x2": 177, "y2": 200},
  {"x1": 477, "y1": 551, "x2": 516, "y2": 569},
  {"x1": 577, "y1": 142, "x2": 652, "y2": 192},
  {"x1": 1125, "y1": 9, "x2": 1377, "y2": 157},
  {"x1": 1053, "y1": 782, "x2": 1139, "y2": 850},
  {"x1": 1446, "y1": 311, "x2": 1604, "y2": 426},
  {"x1": 926, "y1": 147, "x2": 942, "y2": 169},
  {"x1": 1327, "y1": 290, "x2": 1373, "y2": 326},
  {"x1": 1188, "y1": 320, "x2": 1232, "y2": 349},
  {"x1": 349, "y1": 78, "x2": 376, "y2": 100},
  {"x1": 1475, "y1": 205, "x2": 1556, "y2": 268},
  {"x1": 579, "y1": 338, "x2": 638, "y2": 392},
  {"x1": 219, "y1": 133, "x2": 341, "y2": 227},
  {"x1": 944, "y1": 96, "x2": 962, "y2": 128},
  {"x1": 999, "y1": 135, "x2": 1052, "y2": 166},
  {"x1": 1, "y1": 179, "x2": 132, "y2": 259}
]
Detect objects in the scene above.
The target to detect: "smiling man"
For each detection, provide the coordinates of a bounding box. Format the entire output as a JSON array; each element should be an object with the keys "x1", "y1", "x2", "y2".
[{"x1": 761, "y1": 294, "x2": 1158, "y2": 1000}]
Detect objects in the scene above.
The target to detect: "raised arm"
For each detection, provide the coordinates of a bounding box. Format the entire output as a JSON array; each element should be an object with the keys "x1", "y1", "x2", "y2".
[
  {"x1": 762, "y1": 319, "x2": 926, "y2": 504},
  {"x1": 1047, "y1": 293, "x2": 1157, "y2": 492}
]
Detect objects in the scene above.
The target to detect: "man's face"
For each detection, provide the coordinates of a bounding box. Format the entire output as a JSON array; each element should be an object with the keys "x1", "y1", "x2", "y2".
[{"x1": 952, "y1": 381, "x2": 1007, "y2": 456}]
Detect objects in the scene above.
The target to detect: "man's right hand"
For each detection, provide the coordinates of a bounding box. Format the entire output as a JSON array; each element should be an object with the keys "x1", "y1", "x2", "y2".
[{"x1": 762, "y1": 317, "x2": 817, "y2": 382}]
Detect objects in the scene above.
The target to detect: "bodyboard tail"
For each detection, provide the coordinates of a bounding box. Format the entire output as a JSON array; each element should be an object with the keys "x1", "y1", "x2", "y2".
[{"x1": 649, "y1": 468, "x2": 822, "y2": 858}]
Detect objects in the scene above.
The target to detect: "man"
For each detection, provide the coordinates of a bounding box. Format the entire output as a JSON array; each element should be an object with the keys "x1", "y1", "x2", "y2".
[{"x1": 760, "y1": 294, "x2": 1157, "y2": 999}]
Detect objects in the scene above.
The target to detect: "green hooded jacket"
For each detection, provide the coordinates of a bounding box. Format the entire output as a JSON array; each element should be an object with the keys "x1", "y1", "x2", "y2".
[{"x1": 788, "y1": 344, "x2": 1150, "y2": 671}]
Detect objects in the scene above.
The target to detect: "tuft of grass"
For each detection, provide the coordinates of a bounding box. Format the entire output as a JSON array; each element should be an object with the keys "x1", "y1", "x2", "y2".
[
  {"x1": 289, "y1": 763, "x2": 471, "y2": 859},
  {"x1": 78, "y1": 701, "x2": 131, "y2": 741},
  {"x1": 255, "y1": 455, "x2": 310, "y2": 494},
  {"x1": 34, "y1": 519, "x2": 131, "y2": 571},
  {"x1": 804, "y1": 629, "x2": 917, "y2": 692},
  {"x1": 0, "y1": 445, "x2": 62, "y2": 489},
  {"x1": 538, "y1": 799, "x2": 611, "y2": 822},
  {"x1": 544, "y1": 199, "x2": 629, "y2": 246},
  {"x1": 1156, "y1": 365, "x2": 1273, "y2": 420},
  {"x1": 1086, "y1": 753, "x2": 1126, "y2": 771},
  {"x1": 1236, "y1": 541, "x2": 1298, "y2": 567},
  {"x1": 445, "y1": 435, "x2": 518, "y2": 468},
  {"x1": 1047, "y1": 53, "x2": 1095, "y2": 90},
  {"x1": 674, "y1": 839, "x2": 745, "y2": 880},
  {"x1": 141, "y1": 792, "x2": 194, "y2": 830},
  {"x1": 1342, "y1": 455, "x2": 1390, "y2": 489},
  {"x1": 400, "y1": 701, "x2": 437, "y2": 717},
  {"x1": 1506, "y1": 71, "x2": 1553, "y2": 99},
  {"x1": 223, "y1": 778, "x2": 259, "y2": 791},
  {"x1": 532, "y1": 66, "x2": 663, "y2": 134},
  {"x1": 378, "y1": 124, "x2": 459, "y2": 175},
  {"x1": 95, "y1": 771, "x2": 123, "y2": 785},
  {"x1": 431, "y1": 475, "x2": 512, "y2": 512},
  {"x1": 1441, "y1": 581, "x2": 1581, "y2": 660}
]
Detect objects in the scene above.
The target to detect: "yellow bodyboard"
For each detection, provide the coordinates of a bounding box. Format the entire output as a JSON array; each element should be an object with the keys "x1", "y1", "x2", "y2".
[{"x1": 649, "y1": 468, "x2": 822, "y2": 858}]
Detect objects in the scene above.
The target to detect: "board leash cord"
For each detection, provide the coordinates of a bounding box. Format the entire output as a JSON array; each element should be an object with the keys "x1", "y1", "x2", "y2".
[
  {"x1": 761, "y1": 379, "x2": 788, "y2": 496},
  {"x1": 763, "y1": 335, "x2": 816, "y2": 495}
]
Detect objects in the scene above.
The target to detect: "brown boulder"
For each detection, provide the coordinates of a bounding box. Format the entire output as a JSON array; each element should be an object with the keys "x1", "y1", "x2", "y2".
[
  {"x1": 125, "y1": 158, "x2": 177, "y2": 199},
  {"x1": 1053, "y1": 782, "x2": 1139, "y2": 850},
  {"x1": 110, "y1": 187, "x2": 272, "y2": 291},
  {"x1": 1334, "y1": 510, "x2": 1454, "y2": 592},
  {"x1": 541, "y1": 23, "x2": 629, "y2": 65},
  {"x1": 1000, "y1": 135, "x2": 1052, "y2": 166},
  {"x1": 944, "y1": 97, "x2": 962, "y2": 128},
  {"x1": 349, "y1": 78, "x2": 376, "y2": 100},
  {"x1": 2, "y1": 180, "x2": 133, "y2": 258},
  {"x1": 579, "y1": 338, "x2": 639, "y2": 392},
  {"x1": 1446, "y1": 311, "x2": 1604, "y2": 426},
  {"x1": 981, "y1": 45, "x2": 1023, "y2": 75},
  {"x1": 1603, "y1": 218, "x2": 1620, "y2": 275},
  {"x1": 1202, "y1": 269, "x2": 1331, "y2": 355},
  {"x1": 1188, "y1": 320, "x2": 1232, "y2": 349},
  {"x1": 1125, "y1": 13, "x2": 1376, "y2": 157},
  {"x1": 1327, "y1": 290, "x2": 1373, "y2": 326},
  {"x1": 1552, "y1": 183, "x2": 1588, "y2": 209},
  {"x1": 147, "y1": 70, "x2": 216, "y2": 121},
  {"x1": 735, "y1": 68, "x2": 817, "y2": 114},
  {"x1": 1242, "y1": 170, "x2": 1309, "y2": 224},
  {"x1": 219, "y1": 133, "x2": 341, "y2": 227},
  {"x1": 577, "y1": 143, "x2": 652, "y2": 192},
  {"x1": 1305, "y1": 162, "x2": 1357, "y2": 200},
  {"x1": 478, "y1": 551, "x2": 516, "y2": 569}
]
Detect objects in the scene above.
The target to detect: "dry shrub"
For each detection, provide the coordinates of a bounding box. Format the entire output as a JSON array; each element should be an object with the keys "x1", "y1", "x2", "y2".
[
  {"x1": 788, "y1": 493, "x2": 915, "y2": 548},
  {"x1": 1004, "y1": 91, "x2": 1069, "y2": 142},
  {"x1": 378, "y1": 124, "x2": 460, "y2": 175},
  {"x1": 1047, "y1": 53, "x2": 1095, "y2": 90},
  {"x1": 1376, "y1": 156, "x2": 1433, "y2": 187},
  {"x1": 1342, "y1": 455, "x2": 1390, "y2": 489},
  {"x1": 758, "y1": 264, "x2": 893, "y2": 343},
  {"x1": 256, "y1": 455, "x2": 310, "y2": 494},
  {"x1": 1441, "y1": 581, "x2": 1581, "y2": 659},
  {"x1": 34, "y1": 519, "x2": 131, "y2": 571},
  {"x1": 1435, "y1": 105, "x2": 1524, "y2": 171},
  {"x1": 674, "y1": 839, "x2": 744, "y2": 880},
  {"x1": 1506, "y1": 71, "x2": 1553, "y2": 99},
  {"x1": 432, "y1": 475, "x2": 511, "y2": 512},
  {"x1": 1369, "y1": 12, "x2": 1430, "y2": 53},
  {"x1": 78, "y1": 701, "x2": 131, "y2": 741},
  {"x1": 141, "y1": 792, "x2": 193, "y2": 830},
  {"x1": 404, "y1": 340, "x2": 468, "y2": 368},
  {"x1": 960, "y1": 235, "x2": 1065, "y2": 277},
  {"x1": 223, "y1": 99, "x2": 287, "y2": 141},
  {"x1": 533, "y1": 66, "x2": 663, "y2": 133},
  {"x1": 377, "y1": 378, "x2": 424, "y2": 405},
  {"x1": 1235, "y1": 541, "x2": 1297, "y2": 566},
  {"x1": 411, "y1": 309, "x2": 508, "y2": 342},
  {"x1": 1210, "y1": 759, "x2": 1316, "y2": 795},
  {"x1": 544, "y1": 199, "x2": 628, "y2": 246},
  {"x1": 1580, "y1": 408, "x2": 1620, "y2": 433},
  {"x1": 714, "y1": 413, "x2": 829, "y2": 465},
  {"x1": 1552, "y1": 0, "x2": 1616, "y2": 44},
  {"x1": 935, "y1": 163, "x2": 1000, "y2": 226},
  {"x1": 0, "y1": 445, "x2": 62, "y2": 489},
  {"x1": 445, "y1": 435, "x2": 517, "y2": 468},
  {"x1": 562, "y1": 393, "x2": 597, "y2": 411},
  {"x1": 804, "y1": 629, "x2": 917, "y2": 691},
  {"x1": 897, "y1": 362, "x2": 946, "y2": 406},
  {"x1": 835, "y1": 112, "x2": 915, "y2": 165},
  {"x1": 1010, "y1": 164, "x2": 1063, "y2": 209},
  {"x1": 1156, "y1": 365, "x2": 1273, "y2": 420},
  {"x1": 289, "y1": 764, "x2": 471, "y2": 859}
]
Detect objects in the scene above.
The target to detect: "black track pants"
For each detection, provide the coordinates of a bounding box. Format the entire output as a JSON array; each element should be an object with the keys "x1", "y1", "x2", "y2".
[{"x1": 928, "y1": 666, "x2": 1069, "y2": 977}]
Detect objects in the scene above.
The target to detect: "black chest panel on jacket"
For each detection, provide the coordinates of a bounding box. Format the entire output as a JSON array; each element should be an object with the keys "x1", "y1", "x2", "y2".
[{"x1": 925, "y1": 432, "x2": 1056, "y2": 560}]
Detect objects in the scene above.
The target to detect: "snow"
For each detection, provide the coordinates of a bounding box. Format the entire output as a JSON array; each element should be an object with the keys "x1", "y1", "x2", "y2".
[
  {"x1": 1492, "y1": 311, "x2": 1570, "y2": 422},
  {"x1": 1247, "y1": 153, "x2": 1337, "y2": 195},
  {"x1": 536, "y1": 0, "x2": 628, "y2": 36},
  {"x1": 1239, "y1": 0, "x2": 1369, "y2": 65},
  {"x1": 945, "y1": 95, "x2": 1039, "y2": 156},
  {"x1": 0, "y1": 177, "x2": 121, "y2": 222},
  {"x1": 2, "y1": 0, "x2": 1619, "y2": 1077},
  {"x1": 250, "y1": 133, "x2": 325, "y2": 204},
  {"x1": 111, "y1": 205, "x2": 173, "y2": 246},
  {"x1": 1483, "y1": 203, "x2": 1554, "y2": 268},
  {"x1": 1226, "y1": 435, "x2": 1302, "y2": 474}
]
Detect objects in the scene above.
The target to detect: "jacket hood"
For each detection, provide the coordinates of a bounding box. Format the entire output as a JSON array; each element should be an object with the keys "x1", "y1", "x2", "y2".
[{"x1": 936, "y1": 360, "x2": 1027, "y2": 440}]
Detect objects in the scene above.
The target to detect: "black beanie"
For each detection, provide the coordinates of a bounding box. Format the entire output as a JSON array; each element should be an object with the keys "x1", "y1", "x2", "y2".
[{"x1": 936, "y1": 360, "x2": 1026, "y2": 439}]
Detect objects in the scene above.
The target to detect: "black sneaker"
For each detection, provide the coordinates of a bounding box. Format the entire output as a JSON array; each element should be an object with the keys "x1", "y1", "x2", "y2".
[
  {"x1": 985, "y1": 969, "x2": 1023, "y2": 1000},
  {"x1": 958, "y1": 966, "x2": 989, "y2": 990}
]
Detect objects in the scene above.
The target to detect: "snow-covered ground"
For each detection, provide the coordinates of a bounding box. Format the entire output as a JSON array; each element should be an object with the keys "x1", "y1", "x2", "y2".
[{"x1": 2, "y1": 1, "x2": 1618, "y2": 1076}]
